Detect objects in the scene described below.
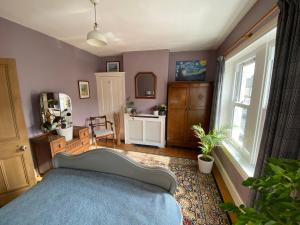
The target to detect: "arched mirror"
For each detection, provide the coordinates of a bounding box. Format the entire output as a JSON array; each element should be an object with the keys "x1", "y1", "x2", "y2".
[
  {"x1": 135, "y1": 72, "x2": 156, "y2": 99},
  {"x1": 40, "y1": 92, "x2": 72, "y2": 132}
]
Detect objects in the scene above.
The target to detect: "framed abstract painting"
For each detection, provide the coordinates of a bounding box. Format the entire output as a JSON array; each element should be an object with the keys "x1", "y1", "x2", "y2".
[
  {"x1": 78, "y1": 80, "x2": 90, "y2": 99},
  {"x1": 175, "y1": 59, "x2": 207, "y2": 81}
]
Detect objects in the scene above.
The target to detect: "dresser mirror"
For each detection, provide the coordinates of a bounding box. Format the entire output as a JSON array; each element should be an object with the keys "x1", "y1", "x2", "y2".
[
  {"x1": 135, "y1": 72, "x2": 156, "y2": 99},
  {"x1": 40, "y1": 92, "x2": 72, "y2": 132}
]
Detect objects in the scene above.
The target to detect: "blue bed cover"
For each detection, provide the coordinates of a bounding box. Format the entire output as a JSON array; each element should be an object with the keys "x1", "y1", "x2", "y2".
[{"x1": 0, "y1": 168, "x2": 182, "y2": 225}]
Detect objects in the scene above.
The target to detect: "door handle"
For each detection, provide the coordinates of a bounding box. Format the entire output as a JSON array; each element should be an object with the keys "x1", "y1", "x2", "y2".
[{"x1": 19, "y1": 145, "x2": 28, "y2": 151}]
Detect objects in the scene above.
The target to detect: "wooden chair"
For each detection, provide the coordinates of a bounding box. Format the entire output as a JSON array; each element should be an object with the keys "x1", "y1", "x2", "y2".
[{"x1": 89, "y1": 116, "x2": 114, "y2": 146}]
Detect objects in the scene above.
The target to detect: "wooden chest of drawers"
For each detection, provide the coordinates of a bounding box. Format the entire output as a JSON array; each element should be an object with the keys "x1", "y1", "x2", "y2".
[
  {"x1": 30, "y1": 126, "x2": 90, "y2": 174},
  {"x1": 50, "y1": 137, "x2": 66, "y2": 156}
]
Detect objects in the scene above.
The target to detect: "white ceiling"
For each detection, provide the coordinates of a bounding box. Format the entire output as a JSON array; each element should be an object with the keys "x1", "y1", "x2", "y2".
[{"x1": 0, "y1": 0, "x2": 257, "y2": 57}]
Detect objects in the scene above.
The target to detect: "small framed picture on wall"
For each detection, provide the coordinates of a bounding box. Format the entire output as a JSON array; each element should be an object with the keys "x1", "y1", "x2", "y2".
[
  {"x1": 106, "y1": 61, "x2": 120, "y2": 72},
  {"x1": 78, "y1": 80, "x2": 90, "y2": 99}
]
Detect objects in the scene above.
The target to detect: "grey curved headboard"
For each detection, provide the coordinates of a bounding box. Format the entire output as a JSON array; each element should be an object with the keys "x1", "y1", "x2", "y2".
[{"x1": 52, "y1": 148, "x2": 178, "y2": 195}]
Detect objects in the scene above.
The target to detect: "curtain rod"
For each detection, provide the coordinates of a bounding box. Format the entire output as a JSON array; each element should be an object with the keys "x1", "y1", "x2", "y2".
[{"x1": 224, "y1": 4, "x2": 279, "y2": 57}]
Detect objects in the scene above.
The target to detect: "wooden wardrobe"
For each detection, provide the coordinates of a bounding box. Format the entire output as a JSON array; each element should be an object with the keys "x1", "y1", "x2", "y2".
[{"x1": 167, "y1": 82, "x2": 213, "y2": 148}]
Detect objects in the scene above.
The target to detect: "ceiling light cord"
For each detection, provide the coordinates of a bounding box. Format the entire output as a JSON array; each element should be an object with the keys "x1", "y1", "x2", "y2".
[
  {"x1": 93, "y1": 3, "x2": 98, "y2": 30},
  {"x1": 87, "y1": 0, "x2": 107, "y2": 47}
]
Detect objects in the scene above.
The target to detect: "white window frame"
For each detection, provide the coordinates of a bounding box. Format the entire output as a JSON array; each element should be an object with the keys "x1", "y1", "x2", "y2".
[
  {"x1": 250, "y1": 40, "x2": 276, "y2": 165},
  {"x1": 217, "y1": 28, "x2": 277, "y2": 176},
  {"x1": 233, "y1": 57, "x2": 256, "y2": 105},
  {"x1": 229, "y1": 56, "x2": 256, "y2": 158}
]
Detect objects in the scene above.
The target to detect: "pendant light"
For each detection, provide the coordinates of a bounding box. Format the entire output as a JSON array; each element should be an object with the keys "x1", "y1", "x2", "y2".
[{"x1": 87, "y1": 0, "x2": 107, "y2": 47}]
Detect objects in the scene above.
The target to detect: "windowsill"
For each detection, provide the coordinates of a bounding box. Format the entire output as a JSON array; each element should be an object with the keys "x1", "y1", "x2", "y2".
[{"x1": 220, "y1": 141, "x2": 255, "y2": 179}]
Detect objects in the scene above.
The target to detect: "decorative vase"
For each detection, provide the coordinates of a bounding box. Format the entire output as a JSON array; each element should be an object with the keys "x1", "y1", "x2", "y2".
[
  {"x1": 56, "y1": 126, "x2": 73, "y2": 142},
  {"x1": 153, "y1": 110, "x2": 159, "y2": 116},
  {"x1": 197, "y1": 154, "x2": 214, "y2": 174},
  {"x1": 126, "y1": 108, "x2": 132, "y2": 114},
  {"x1": 159, "y1": 110, "x2": 166, "y2": 115}
]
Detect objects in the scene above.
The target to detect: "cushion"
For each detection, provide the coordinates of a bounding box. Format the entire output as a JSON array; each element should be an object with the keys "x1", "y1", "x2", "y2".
[{"x1": 94, "y1": 129, "x2": 114, "y2": 137}]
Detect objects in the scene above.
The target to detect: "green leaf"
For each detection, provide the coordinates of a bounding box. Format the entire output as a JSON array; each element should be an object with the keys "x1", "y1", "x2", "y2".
[
  {"x1": 223, "y1": 158, "x2": 300, "y2": 225},
  {"x1": 220, "y1": 202, "x2": 242, "y2": 214},
  {"x1": 264, "y1": 221, "x2": 277, "y2": 225},
  {"x1": 243, "y1": 177, "x2": 256, "y2": 187},
  {"x1": 268, "y1": 163, "x2": 285, "y2": 175},
  {"x1": 296, "y1": 168, "x2": 300, "y2": 180},
  {"x1": 191, "y1": 123, "x2": 230, "y2": 155}
]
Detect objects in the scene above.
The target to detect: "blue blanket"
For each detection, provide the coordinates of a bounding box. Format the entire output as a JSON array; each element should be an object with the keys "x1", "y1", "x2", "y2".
[{"x1": 0, "y1": 168, "x2": 182, "y2": 225}]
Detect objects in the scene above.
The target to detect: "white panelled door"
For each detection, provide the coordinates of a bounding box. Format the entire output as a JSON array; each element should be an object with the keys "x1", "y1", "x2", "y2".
[{"x1": 95, "y1": 72, "x2": 126, "y2": 139}]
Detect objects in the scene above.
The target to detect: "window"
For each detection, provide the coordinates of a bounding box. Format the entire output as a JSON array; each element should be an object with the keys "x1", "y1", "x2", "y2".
[
  {"x1": 231, "y1": 58, "x2": 255, "y2": 148},
  {"x1": 234, "y1": 59, "x2": 255, "y2": 105},
  {"x1": 217, "y1": 28, "x2": 277, "y2": 176}
]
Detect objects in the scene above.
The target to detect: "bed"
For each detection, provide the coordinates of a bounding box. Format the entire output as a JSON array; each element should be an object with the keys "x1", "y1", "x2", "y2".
[{"x1": 0, "y1": 148, "x2": 182, "y2": 225}]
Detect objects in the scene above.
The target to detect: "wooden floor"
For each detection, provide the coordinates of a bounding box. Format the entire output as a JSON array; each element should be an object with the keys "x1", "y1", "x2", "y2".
[
  {"x1": 95, "y1": 141, "x2": 200, "y2": 159},
  {"x1": 96, "y1": 140, "x2": 235, "y2": 223}
]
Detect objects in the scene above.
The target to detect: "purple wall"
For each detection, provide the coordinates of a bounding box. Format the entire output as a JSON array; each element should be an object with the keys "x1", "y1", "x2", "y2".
[
  {"x1": 216, "y1": 150, "x2": 251, "y2": 203},
  {"x1": 0, "y1": 17, "x2": 103, "y2": 137},
  {"x1": 0, "y1": 16, "x2": 217, "y2": 136},
  {"x1": 215, "y1": 0, "x2": 278, "y2": 204},
  {"x1": 123, "y1": 50, "x2": 169, "y2": 113},
  {"x1": 122, "y1": 50, "x2": 217, "y2": 114},
  {"x1": 218, "y1": 0, "x2": 278, "y2": 55},
  {"x1": 168, "y1": 50, "x2": 217, "y2": 82}
]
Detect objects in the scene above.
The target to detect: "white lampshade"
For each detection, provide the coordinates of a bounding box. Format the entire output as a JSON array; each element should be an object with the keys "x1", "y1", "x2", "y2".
[{"x1": 87, "y1": 30, "x2": 107, "y2": 47}]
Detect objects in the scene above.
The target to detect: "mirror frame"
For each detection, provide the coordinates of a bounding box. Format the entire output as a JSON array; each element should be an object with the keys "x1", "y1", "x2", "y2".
[{"x1": 135, "y1": 72, "x2": 157, "y2": 99}]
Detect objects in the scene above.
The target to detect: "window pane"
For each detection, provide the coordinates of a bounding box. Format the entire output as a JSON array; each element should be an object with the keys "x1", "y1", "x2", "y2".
[
  {"x1": 232, "y1": 106, "x2": 247, "y2": 146},
  {"x1": 237, "y1": 61, "x2": 255, "y2": 105}
]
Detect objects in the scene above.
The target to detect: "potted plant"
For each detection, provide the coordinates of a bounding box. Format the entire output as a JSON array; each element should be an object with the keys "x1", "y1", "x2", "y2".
[
  {"x1": 192, "y1": 124, "x2": 228, "y2": 173},
  {"x1": 158, "y1": 104, "x2": 167, "y2": 115},
  {"x1": 126, "y1": 97, "x2": 134, "y2": 114},
  {"x1": 41, "y1": 108, "x2": 60, "y2": 132},
  {"x1": 152, "y1": 105, "x2": 159, "y2": 116},
  {"x1": 131, "y1": 107, "x2": 137, "y2": 115},
  {"x1": 56, "y1": 109, "x2": 73, "y2": 141},
  {"x1": 220, "y1": 158, "x2": 300, "y2": 225}
]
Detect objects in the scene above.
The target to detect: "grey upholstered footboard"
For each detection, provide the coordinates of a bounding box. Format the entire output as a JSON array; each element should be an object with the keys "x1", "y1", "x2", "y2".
[{"x1": 52, "y1": 148, "x2": 177, "y2": 195}]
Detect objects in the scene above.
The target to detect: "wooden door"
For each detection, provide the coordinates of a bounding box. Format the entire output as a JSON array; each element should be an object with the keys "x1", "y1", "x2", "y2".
[
  {"x1": 167, "y1": 85, "x2": 188, "y2": 146},
  {"x1": 186, "y1": 83, "x2": 213, "y2": 146},
  {"x1": 0, "y1": 59, "x2": 36, "y2": 206},
  {"x1": 95, "y1": 72, "x2": 126, "y2": 139}
]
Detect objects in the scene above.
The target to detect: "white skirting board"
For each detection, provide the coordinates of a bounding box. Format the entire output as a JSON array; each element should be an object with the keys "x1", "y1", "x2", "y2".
[{"x1": 213, "y1": 152, "x2": 244, "y2": 206}]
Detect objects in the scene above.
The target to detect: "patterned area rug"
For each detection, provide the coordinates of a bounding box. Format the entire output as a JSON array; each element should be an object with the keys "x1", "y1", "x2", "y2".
[{"x1": 108, "y1": 148, "x2": 230, "y2": 225}]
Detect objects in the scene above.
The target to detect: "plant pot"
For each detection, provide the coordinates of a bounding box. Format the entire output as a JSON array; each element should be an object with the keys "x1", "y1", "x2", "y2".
[
  {"x1": 56, "y1": 126, "x2": 73, "y2": 142},
  {"x1": 126, "y1": 108, "x2": 132, "y2": 114},
  {"x1": 159, "y1": 110, "x2": 166, "y2": 115},
  {"x1": 197, "y1": 154, "x2": 214, "y2": 174},
  {"x1": 153, "y1": 110, "x2": 159, "y2": 116}
]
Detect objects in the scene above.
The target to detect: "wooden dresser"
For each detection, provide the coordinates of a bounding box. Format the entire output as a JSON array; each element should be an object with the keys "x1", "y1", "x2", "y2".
[
  {"x1": 30, "y1": 126, "x2": 90, "y2": 174},
  {"x1": 167, "y1": 82, "x2": 213, "y2": 148}
]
